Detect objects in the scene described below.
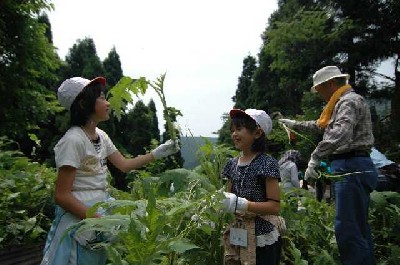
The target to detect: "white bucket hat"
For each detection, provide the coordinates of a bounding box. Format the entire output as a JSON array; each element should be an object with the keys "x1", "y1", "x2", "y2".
[
  {"x1": 230, "y1": 109, "x2": 273, "y2": 135},
  {"x1": 311, "y1": 66, "x2": 350, "y2": 93},
  {"x1": 57, "y1": 76, "x2": 106, "y2": 110}
]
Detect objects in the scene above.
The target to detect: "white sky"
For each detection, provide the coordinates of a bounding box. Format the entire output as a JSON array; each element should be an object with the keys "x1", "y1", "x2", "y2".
[{"x1": 48, "y1": 0, "x2": 278, "y2": 137}]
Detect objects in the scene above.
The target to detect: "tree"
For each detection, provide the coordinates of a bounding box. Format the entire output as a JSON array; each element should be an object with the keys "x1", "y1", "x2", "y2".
[
  {"x1": 327, "y1": 0, "x2": 400, "y2": 139},
  {"x1": 232, "y1": 55, "x2": 257, "y2": 109},
  {"x1": 148, "y1": 99, "x2": 160, "y2": 141},
  {"x1": 120, "y1": 101, "x2": 155, "y2": 157},
  {"x1": 103, "y1": 47, "x2": 123, "y2": 87},
  {"x1": 100, "y1": 46, "x2": 124, "y2": 138},
  {"x1": 221, "y1": 0, "x2": 400, "y2": 160},
  {"x1": 217, "y1": 113, "x2": 232, "y2": 146},
  {"x1": 0, "y1": 0, "x2": 61, "y2": 156},
  {"x1": 218, "y1": 56, "x2": 257, "y2": 144},
  {"x1": 63, "y1": 37, "x2": 105, "y2": 79}
]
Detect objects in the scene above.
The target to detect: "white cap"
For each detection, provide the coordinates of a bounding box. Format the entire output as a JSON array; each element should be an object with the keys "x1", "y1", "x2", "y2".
[
  {"x1": 230, "y1": 109, "x2": 273, "y2": 135},
  {"x1": 311, "y1": 66, "x2": 350, "y2": 93},
  {"x1": 57, "y1": 76, "x2": 106, "y2": 110}
]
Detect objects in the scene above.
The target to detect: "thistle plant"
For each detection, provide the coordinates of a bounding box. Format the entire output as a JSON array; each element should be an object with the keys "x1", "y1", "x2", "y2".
[
  {"x1": 147, "y1": 73, "x2": 179, "y2": 141},
  {"x1": 107, "y1": 73, "x2": 180, "y2": 142}
]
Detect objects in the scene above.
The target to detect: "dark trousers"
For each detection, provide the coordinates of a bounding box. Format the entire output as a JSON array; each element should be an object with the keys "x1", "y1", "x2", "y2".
[
  {"x1": 256, "y1": 238, "x2": 281, "y2": 265},
  {"x1": 331, "y1": 156, "x2": 378, "y2": 265}
]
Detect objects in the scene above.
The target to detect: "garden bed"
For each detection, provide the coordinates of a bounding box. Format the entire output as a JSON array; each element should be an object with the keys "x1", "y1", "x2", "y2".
[{"x1": 0, "y1": 242, "x2": 44, "y2": 265}]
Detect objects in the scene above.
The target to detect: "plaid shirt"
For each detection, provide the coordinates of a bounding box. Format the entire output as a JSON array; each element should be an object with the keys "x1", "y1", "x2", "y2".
[{"x1": 293, "y1": 89, "x2": 374, "y2": 161}]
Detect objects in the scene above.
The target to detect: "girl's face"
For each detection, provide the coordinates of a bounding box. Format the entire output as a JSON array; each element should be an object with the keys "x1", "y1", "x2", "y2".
[
  {"x1": 231, "y1": 124, "x2": 260, "y2": 153},
  {"x1": 92, "y1": 92, "x2": 110, "y2": 122}
]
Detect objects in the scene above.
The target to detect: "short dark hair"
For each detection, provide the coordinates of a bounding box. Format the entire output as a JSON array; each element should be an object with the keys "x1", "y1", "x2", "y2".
[
  {"x1": 332, "y1": 77, "x2": 347, "y2": 87},
  {"x1": 70, "y1": 82, "x2": 105, "y2": 127},
  {"x1": 230, "y1": 114, "x2": 267, "y2": 153}
]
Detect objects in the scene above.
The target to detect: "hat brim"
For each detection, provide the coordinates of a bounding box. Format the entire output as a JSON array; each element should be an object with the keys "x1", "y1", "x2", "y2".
[
  {"x1": 88, "y1": 76, "x2": 106, "y2": 87},
  {"x1": 310, "y1": 73, "x2": 350, "y2": 93},
  {"x1": 229, "y1": 109, "x2": 248, "y2": 119}
]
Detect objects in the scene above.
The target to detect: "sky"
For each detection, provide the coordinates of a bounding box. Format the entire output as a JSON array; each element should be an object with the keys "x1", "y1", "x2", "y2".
[{"x1": 47, "y1": 0, "x2": 278, "y2": 137}]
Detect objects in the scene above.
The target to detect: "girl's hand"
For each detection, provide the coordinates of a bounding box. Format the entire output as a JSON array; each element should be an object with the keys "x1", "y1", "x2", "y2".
[{"x1": 222, "y1": 192, "x2": 249, "y2": 213}]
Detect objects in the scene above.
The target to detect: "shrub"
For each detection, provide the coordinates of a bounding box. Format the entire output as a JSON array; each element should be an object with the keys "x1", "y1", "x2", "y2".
[{"x1": 0, "y1": 137, "x2": 56, "y2": 248}]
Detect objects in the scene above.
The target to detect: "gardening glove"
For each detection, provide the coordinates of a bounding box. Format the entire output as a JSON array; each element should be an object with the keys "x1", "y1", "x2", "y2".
[
  {"x1": 151, "y1": 139, "x2": 180, "y2": 159},
  {"x1": 222, "y1": 192, "x2": 249, "y2": 213},
  {"x1": 278, "y1": 118, "x2": 296, "y2": 129},
  {"x1": 305, "y1": 158, "x2": 319, "y2": 182}
]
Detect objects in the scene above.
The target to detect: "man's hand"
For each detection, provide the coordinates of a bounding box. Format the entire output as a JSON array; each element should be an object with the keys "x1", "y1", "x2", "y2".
[
  {"x1": 151, "y1": 139, "x2": 180, "y2": 159},
  {"x1": 305, "y1": 158, "x2": 319, "y2": 181},
  {"x1": 278, "y1": 118, "x2": 296, "y2": 128},
  {"x1": 222, "y1": 192, "x2": 249, "y2": 213}
]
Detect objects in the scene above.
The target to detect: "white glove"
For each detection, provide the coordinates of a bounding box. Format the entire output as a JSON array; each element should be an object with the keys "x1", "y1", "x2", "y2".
[
  {"x1": 151, "y1": 139, "x2": 180, "y2": 159},
  {"x1": 222, "y1": 192, "x2": 249, "y2": 213},
  {"x1": 278, "y1": 118, "x2": 296, "y2": 129},
  {"x1": 305, "y1": 158, "x2": 319, "y2": 181}
]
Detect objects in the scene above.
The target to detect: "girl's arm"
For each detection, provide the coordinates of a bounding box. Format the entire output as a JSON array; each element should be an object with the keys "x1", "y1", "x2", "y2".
[
  {"x1": 247, "y1": 177, "x2": 280, "y2": 215},
  {"x1": 226, "y1": 179, "x2": 232, "y2": 192},
  {"x1": 107, "y1": 150, "x2": 154, "y2": 173},
  {"x1": 107, "y1": 140, "x2": 179, "y2": 173},
  {"x1": 55, "y1": 165, "x2": 96, "y2": 219}
]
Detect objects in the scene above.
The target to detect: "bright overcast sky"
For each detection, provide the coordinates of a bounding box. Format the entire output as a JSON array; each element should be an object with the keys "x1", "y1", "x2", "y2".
[{"x1": 48, "y1": 0, "x2": 278, "y2": 137}]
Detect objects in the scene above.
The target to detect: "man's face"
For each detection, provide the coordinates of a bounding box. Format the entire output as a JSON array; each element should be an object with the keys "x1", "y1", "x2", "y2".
[{"x1": 315, "y1": 81, "x2": 333, "y2": 102}]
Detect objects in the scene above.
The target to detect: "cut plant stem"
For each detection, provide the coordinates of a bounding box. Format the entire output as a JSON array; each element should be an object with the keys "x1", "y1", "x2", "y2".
[{"x1": 148, "y1": 73, "x2": 176, "y2": 141}]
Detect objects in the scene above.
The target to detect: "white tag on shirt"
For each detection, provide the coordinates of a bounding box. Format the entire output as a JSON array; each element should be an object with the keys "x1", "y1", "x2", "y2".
[{"x1": 229, "y1": 228, "x2": 248, "y2": 247}]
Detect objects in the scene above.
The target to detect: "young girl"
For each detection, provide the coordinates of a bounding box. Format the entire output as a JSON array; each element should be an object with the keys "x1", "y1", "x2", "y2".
[
  {"x1": 41, "y1": 77, "x2": 179, "y2": 265},
  {"x1": 222, "y1": 109, "x2": 281, "y2": 265}
]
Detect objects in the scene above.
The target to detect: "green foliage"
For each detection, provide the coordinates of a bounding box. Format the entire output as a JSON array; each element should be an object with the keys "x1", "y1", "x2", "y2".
[
  {"x1": 120, "y1": 101, "x2": 157, "y2": 157},
  {"x1": 73, "y1": 169, "x2": 231, "y2": 265},
  {"x1": 280, "y1": 189, "x2": 339, "y2": 264},
  {"x1": 103, "y1": 47, "x2": 124, "y2": 87},
  {"x1": 194, "y1": 139, "x2": 237, "y2": 189},
  {"x1": 232, "y1": 55, "x2": 257, "y2": 109},
  {"x1": 217, "y1": 113, "x2": 231, "y2": 146},
  {"x1": 0, "y1": 0, "x2": 61, "y2": 143},
  {"x1": 369, "y1": 191, "x2": 400, "y2": 263},
  {"x1": 280, "y1": 188, "x2": 400, "y2": 264},
  {"x1": 63, "y1": 37, "x2": 105, "y2": 78},
  {"x1": 149, "y1": 74, "x2": 181, "y2": 141},
  {"x1": 0, "y1": 137, "x2": 56, "y2": 248},
  {"x1": 107, "y1": 76, "x2": 148, "y2": 120}
]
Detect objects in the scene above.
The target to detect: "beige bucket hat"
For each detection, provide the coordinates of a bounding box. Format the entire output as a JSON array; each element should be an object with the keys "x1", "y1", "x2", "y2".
[{"x1": 311, "y1": 66, "x2": 350, "y2": 93}]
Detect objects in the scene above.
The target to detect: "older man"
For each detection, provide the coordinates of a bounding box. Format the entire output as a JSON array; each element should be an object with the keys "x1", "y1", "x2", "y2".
[{"x1": 279, "y1": 66, "x2": 378, "y2": 265}]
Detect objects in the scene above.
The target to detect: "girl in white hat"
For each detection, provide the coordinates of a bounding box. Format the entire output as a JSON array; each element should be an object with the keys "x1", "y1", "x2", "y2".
[
  {"x1": 41, "y1": 77, "x2": 179, "y2": 265},
  {"x1": 221, "y1": 109, "x2": 282, "y2": 265}
]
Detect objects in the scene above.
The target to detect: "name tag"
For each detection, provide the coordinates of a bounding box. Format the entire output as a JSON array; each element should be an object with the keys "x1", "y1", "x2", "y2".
[{"x1": 229, "y1": 228, "x2": 248, "y2": 247}]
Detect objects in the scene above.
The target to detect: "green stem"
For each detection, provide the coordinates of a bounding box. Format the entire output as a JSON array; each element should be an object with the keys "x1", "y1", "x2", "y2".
[
  {"x1": 281, "y1": 123, "x2": 317, "y2": 147},
  {"x1": 148, "y1": 74, "x2": 176, "y2": 141}
]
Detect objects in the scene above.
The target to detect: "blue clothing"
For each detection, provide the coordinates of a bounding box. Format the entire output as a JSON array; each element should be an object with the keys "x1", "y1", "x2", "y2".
[
  {"x1": 41, "y1": 205, "x2": 107, "y2": 265},
  {"x1": 370, "y1": 147, "x2": 394, "y2": 168},
  {"x1": 331, "y1": 156, "x2": 378, "y2": 265}
]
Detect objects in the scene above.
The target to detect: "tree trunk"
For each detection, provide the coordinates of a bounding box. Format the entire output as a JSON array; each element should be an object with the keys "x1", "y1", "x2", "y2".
[{"x1": 391, "y1": 53, "x2": 400, "y2": 140}]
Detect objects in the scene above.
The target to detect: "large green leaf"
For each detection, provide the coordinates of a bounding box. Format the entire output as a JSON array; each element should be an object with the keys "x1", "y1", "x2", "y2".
[{"x1": 168, "y1": 239, "x2": 199, "y2": 254}]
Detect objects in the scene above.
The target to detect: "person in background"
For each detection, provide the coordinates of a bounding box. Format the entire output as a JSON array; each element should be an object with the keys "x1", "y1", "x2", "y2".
[
  {"x1": 278, "y1": 150, "x2": 301, "y2": 192},
  {"x1": 221, "y1": 109, "x2": 281, "y2": 265},
  {"x1": 279, "y1": 66, "x2": 378, "y2": 265},
  {"x1": 370, "y1": 147, "x2": 396, "y2": 169},
  {"x1": 41, "y1": 77, "x2": 179, "y2": 265},
  {"x1": 370, "y1": 147, "x2": 400, "y2": 192}
]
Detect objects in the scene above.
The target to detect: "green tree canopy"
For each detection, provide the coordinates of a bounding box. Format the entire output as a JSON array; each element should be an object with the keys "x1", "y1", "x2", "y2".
[
  {"x1": 232, "y1": 55, "x2": 257, "y2": 110},
  {"x1": 0, "y1": 0, "x2": 61, "y2": 155},
  {"x1": 63, "y1": 37, "x2": 105, "y2": 79},
  {"x1": 103, "y1": 46, "x2": 123, "y2": 87}
]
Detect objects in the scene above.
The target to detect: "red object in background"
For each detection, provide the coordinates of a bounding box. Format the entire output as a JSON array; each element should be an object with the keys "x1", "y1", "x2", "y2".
[{"x1": 289, "y1": 131, "x2": 295, "y2": 142}]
